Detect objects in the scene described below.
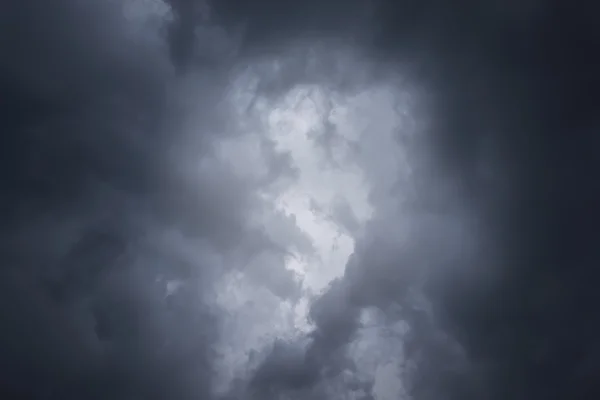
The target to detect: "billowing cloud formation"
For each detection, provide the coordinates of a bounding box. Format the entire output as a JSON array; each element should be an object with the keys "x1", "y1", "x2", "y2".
[{"x1": 2, "y1": 1, "x2": 599, "y2": 400}]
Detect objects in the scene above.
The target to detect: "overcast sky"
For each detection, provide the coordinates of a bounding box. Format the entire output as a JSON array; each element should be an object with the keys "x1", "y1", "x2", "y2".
[{"x1": 1, "y1": 1, "x2": 599, "y2": 399}]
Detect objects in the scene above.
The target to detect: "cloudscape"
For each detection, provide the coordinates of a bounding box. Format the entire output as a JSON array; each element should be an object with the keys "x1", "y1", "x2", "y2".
[{"x1": 1, "y1": 1, "x2": 599, "y2": 399}]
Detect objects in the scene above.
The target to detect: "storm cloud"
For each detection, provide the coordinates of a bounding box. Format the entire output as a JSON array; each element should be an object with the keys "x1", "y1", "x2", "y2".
[{"x1": 1, "y1": 1, "x2": 599, "y2": 399}]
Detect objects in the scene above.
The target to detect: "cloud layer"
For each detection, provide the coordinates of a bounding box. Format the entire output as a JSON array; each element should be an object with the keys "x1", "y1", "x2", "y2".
[{"x1": 2, "y1": 1, "x2": 599, "y2": 399}]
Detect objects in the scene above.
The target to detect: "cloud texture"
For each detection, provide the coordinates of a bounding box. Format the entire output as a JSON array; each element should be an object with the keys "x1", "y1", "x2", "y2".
[{"x1": 1, "y1": 1, "x2": 599, "y2": 399}]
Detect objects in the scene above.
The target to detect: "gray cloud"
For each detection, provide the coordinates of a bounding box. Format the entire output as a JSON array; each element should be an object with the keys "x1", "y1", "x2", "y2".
[
  {"x1": 3, "y1": 1, "x2": 599, "y2": 400},
  {"x1": 0, "y1": 2, "x2": 280, "y2": 399}
]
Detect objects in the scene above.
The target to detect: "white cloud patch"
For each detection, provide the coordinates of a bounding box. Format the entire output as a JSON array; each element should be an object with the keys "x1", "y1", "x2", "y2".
[{"x1": 206, "y1": 46, "x2": 419, "y2": 396}]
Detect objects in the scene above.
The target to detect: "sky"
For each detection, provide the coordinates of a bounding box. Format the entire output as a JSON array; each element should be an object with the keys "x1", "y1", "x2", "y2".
[{"x1": 1, "y1": 1, "x2": 599, "y2": 399}]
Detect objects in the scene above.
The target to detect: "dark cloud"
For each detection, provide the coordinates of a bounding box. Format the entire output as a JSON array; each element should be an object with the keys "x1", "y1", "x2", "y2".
[
  {"x1": 400, "y1": 3, "x2": 600, "y2": 400},
  {"x1": 3, "y1": 1, "x2": 599, "y2": 400},
  {"x1": 0, "y1": 1, "x2": 268, "y2": 398}
]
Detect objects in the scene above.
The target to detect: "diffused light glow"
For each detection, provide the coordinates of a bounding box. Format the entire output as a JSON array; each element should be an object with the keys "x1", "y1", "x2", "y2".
[
  {"x1": 265, "y1": 85, "x2": 373, "y2": 294},
  {"x1": 210, "y1": 51, "x2": 416, "y2": 395}
]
